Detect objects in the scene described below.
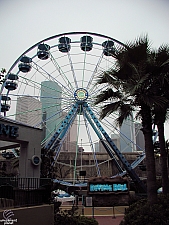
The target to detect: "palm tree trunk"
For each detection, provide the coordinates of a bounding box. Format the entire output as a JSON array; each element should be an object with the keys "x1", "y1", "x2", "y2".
[
  {"x1": 141, "y1": 104, "x2": 157, "y2": 204},
  {"x1": 157, "y1": 122, "x2": 169, "y2": 194}
]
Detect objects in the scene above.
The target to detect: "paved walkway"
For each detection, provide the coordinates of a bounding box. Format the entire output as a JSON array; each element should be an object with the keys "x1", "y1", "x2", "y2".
[
  {"x1": 61, "y1": 203, "x2": 126, "y2": 224},
  {"x1": 94, "y1": 216, "x2": 124, "y2": 225}
]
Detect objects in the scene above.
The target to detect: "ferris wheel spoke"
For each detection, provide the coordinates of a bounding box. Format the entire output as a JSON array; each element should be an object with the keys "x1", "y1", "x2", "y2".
[
  {"x1": 41, "y1": 104, "x2": 73, "y2": 148},
  {"x1": 82, "y1": 49, "x2": 88, "y2": 88},
  {"x1": 67, "y1": 52, "x2": 78, "y2": 89},
  {"x1": 18, "y1": 75, "x2": 71, "y2": 107},
  {"x1": 93, "y1": 108, "x2": 144, "y2": 153},
  {"x1": 90, "y1": 83, "x2": 109, "y2": 100},
  {"x1": 40, "y1": 103, "x2": 69, "y2": 123},
  {"x1": 32, "y1": 60, "x2": 73, "y2": 96},
  {"x1": 50, "y1": 54, "x2": 75, "y2": 93},
  {"x1": 73, "y1": 113, "x2": 81, "y2": 182},
  {"x1": 87, "y1": 52, "x2": 104, "y2": 91},
  {"x1": 18, "y1": 75, "x2": 40, "y2": 92}
]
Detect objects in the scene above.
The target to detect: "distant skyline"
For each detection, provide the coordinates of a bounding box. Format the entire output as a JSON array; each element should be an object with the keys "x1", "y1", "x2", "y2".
[{"x1": 0, "y1": 0, "x2": 169, "y2": 139}]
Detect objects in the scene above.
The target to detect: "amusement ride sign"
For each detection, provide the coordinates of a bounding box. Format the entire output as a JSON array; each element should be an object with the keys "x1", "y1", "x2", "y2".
[
  {"x1": 88, "y1": 177, "x2": 129, "y2": 195},
  {"x1": 89, "y1": 183, "x2": 128, "y2": 193}
]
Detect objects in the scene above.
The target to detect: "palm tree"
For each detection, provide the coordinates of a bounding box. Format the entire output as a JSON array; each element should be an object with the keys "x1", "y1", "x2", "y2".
[
  {"x1": 154, "y1": 108, "x2": 169, "y2": 194},
  {"x1": 95, "y1": 37, "x2": 168, "y2": 204},
  {"x1": 150, "y1": 45, "x2": 169, "y2": 194}
]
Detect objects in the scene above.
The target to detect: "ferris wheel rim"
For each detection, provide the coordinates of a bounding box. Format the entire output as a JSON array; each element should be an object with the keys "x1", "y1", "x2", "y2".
[
  {"x1": 0, "y1": 31, "x2": 146, "y2": 183},
  {"x1": 2, "y1": 31, "x2": 126, "y2": 82}
]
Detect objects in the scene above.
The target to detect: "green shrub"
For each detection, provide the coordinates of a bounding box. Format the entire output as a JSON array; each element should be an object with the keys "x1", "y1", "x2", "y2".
[
  {"x1": 78, "y1": 216, "x2": 98, "y2": 225},
  {"x1": 120, "y1": 194, "x2": 169, "y2": 225}
]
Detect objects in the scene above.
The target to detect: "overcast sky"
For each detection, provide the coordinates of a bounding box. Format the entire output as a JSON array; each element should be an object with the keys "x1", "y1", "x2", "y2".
[
  {"x1": 1, "y1": 0, "x2": 169, "y2": 138},
  {"x1": 1, "y1": 0, "x2": 169, "y2": 69}
]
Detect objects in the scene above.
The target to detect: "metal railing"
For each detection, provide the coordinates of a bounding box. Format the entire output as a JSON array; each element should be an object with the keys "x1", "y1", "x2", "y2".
[{"x1": 0, "y1": 177, "x2": 51, "y2": 208}]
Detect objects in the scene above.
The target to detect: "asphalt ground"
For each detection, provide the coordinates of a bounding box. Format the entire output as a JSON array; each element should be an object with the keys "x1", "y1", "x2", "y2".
[
  {"x1": 93, "y1": 215, "x2": 124, "y2": 225},
  {"x1": 60, "y1": 204, "x2": 127, "y2": 225},
  {"x1": 84, "y1": 206, "x2": 126, "y2": 224}
]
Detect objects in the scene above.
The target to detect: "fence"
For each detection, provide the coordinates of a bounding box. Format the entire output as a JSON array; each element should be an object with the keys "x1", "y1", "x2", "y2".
[{"x1": 0, "y1": 177, "x2": 52, "y2": 208}]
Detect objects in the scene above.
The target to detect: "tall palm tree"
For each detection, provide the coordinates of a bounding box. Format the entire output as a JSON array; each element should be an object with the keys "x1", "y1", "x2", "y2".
[
  {"x1": 150, "y1": 45, "x2": 169, "y2": 194},
  {"x1": 95, "y1": 37, "x2": 168, "y2": 204}
]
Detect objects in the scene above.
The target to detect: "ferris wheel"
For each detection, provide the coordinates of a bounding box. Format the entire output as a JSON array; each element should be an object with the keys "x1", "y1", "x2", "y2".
[{"x1": 0, "y1": 32, "x2": 147, "y2": 191}]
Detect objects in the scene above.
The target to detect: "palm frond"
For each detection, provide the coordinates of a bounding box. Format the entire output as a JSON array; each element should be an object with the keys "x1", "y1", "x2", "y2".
[
  {"x1": 116, "y1": 104, "x2": 134, "y2": 126},
  {"x1": 99, "y1": 101, "x2": 122, "y2": 119},
  {"x1": 94, "y1": 89, "x2": 123, "y2": 105},
  {"x1": 95, "y1": 71, "x2": 122, "y2": 89},
  {"x1": 137, "y1": 95, "x2": 168, "y2": 109}
]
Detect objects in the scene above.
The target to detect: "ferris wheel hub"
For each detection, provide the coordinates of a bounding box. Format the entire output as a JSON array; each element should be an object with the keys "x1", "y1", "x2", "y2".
[{"x1": 74, "y1": 88, "x2": 88, "y2": 102}]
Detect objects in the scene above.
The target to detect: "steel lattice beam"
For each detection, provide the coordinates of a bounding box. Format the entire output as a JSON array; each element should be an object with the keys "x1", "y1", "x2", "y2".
[{"x1": 84, "y1": 102, "x2": 146, "y2": 192}]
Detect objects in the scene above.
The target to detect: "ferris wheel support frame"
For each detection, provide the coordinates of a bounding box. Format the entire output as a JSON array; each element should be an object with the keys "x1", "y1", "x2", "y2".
[
  {"x1": 0, "y1": 32, "x2": 148, "y2": 192},
  {"x1": 44, "y1": 99, "x2": 146, "y2": 193}
]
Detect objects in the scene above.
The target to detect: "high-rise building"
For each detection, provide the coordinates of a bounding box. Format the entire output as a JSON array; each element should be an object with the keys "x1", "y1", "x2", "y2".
[
  {"x1": 94, "y1": 133, "x2": 120, "y2": 153},
  {"x1": 135, "y1": 122, "x2": 144, "y2": 151},
  {"x1": 15, "y1": 96, "x2": 42, "y2": 127},
  {"x1": 40, "y1": 81, "x2": 62, "y2": 140},
  {"x1": 94, "y1": 119, "x2": 144, "y2": 153},
  {"x1": 120, "y1": 117, "x2": 144, "y2": 153},
  {"x1": 40, "y1": 81, "x2": 77, "y2": 152},
  {"x1": 120, "y1": 117, "x2": 136, "y2": 153}
]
